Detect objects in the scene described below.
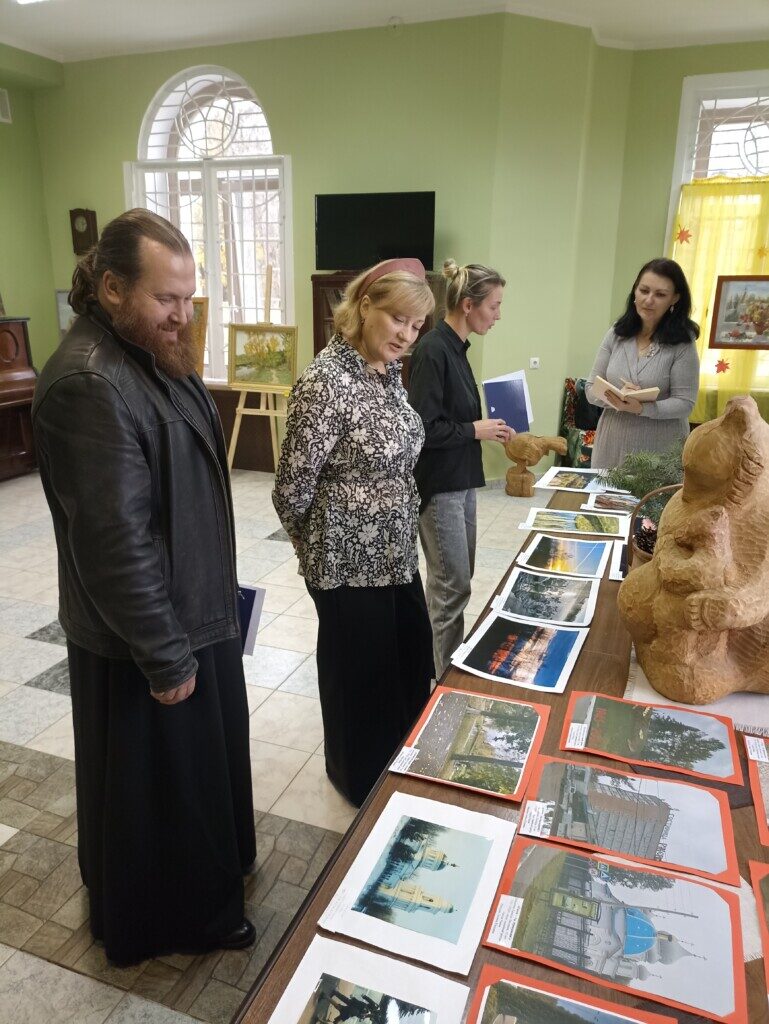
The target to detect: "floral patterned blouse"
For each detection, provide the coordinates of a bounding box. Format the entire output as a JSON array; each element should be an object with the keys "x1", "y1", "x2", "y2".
[{"x1": 272, "y1": 335, "x2": 425, "y2": 589}]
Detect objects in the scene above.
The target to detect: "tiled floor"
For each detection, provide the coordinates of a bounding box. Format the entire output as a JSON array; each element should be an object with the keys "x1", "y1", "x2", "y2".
[{"x1": 0, "y1": 468, "x2": 540, "y2": 1022}]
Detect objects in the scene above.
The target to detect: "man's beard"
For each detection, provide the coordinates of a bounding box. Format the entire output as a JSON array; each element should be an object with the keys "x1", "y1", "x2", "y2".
[{"x1": 113, "y1": 303, "x2": 199, "y2": 379}]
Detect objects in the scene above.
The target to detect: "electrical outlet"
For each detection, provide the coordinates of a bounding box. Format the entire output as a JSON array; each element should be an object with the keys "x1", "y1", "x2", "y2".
[{"x1": 529, "y1": 357, "x2": 540, "y2": 370}]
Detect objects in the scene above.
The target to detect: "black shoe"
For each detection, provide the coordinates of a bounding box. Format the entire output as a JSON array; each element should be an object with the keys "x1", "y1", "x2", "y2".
[{"x1": 218, "y1": 918, "x2": 256, "y2": 950}]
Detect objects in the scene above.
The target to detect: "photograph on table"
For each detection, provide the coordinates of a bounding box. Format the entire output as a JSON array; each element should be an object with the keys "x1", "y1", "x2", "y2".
[
  {"x1": 535, "y1": 465, "x2": 627, "y2": 493},
  {"x1": 518, "y1": 755, "x2": 739, "y2": 884},
  {"x1": 266, "y1": 935, "x2": 468, "y2": 1024},
  {"x1": 583, "y1": 490, "x2": 638, "y2": 515},
  {"x1": 744, "y1": 734, "x2": 769, "y2": 845},
  {"x1": 517, "y1": 533, "x2": 612, "y2": 578},
  {"x1": 493, "y1": 566, "x2": 600, "y2": 628},
  {"x1": 467, "y1": 964, "x2": 677, "y2": 1024},
  {"x1": 452, "y1": 611, "x2": 588, "y2": 695},
  {"x1": 749, "y1": 861, "x2": 769, "y2": 1007},
  {"x1": 390, "y1": 686, "x2": 549, "y2": 801},
  {"x1": 708, "y1": 275, "x2": 769, "y2": 350},
  {"x1": 484, "y1": 838, "x2": 746, "y2": 1024},
  {"x1": 318, "y1": 791, "x2": 516, "y2": 975},
  {"x1": 519, "y1": 507, "x2": 630, "y2": 539},
  {"x1": 560, "y1": 691, "x2": 742, "y2": 784}
]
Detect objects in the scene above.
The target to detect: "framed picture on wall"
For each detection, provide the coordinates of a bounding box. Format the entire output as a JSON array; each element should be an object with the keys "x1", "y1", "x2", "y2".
[
  {"x1": 55, "y1": 290, "x2": 76, "y2": 340},
  {"x1": 227, "y1": 323, "x2": 297, "y2": 391},
  {"x1": 708, "y1": 275, "x2": 769, "y2": 350},
  {"x1": 190, "y1": 297, "x2": 208, "y2": 377}
]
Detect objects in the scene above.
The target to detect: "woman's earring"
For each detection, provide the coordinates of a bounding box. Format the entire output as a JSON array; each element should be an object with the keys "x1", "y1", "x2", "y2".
[{"x1": 670, "y1": 303, "x2": 676, "y2": 313}]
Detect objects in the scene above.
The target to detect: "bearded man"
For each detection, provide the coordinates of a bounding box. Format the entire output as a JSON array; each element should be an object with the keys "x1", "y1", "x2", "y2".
[{"x1": 32, "y1": 208, "x2": 256, "y2": 965}]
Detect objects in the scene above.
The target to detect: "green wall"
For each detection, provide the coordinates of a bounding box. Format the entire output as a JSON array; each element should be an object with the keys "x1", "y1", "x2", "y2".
[
  {"x1": 4, "y1": 15, "x2": 769, "y2": 475},
  {"x1": 26, "y1": 11, "x2": 631, "y2": 465},
  {"x1": 31, "y1": 17, "x2": 505, "y2": 372},
  {"x1": 0, "y1": 81, "x2": 57, "y2": 364}
]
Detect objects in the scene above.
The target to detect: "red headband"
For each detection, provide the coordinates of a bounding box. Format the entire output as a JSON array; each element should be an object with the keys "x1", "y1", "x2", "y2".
[{"x1": 358, "y1": 258, "x2": 426, "y2": 297}]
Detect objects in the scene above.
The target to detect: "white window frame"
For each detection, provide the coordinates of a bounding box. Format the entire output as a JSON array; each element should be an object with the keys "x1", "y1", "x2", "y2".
[
  {"x1": 124, "y1": 155, "x2": 294, "y2": 383},
  {"x1": 666, "y1": 69, "x2": 769, "y2": 244}
]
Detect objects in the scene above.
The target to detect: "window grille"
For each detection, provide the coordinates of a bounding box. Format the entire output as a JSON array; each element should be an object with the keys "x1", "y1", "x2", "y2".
[
  {"x1": 692, "y1": 95, "x2": 769, "y2": 179},
  {"x1": 128, "y1": 67, "x2": 293, "y2": 381}
]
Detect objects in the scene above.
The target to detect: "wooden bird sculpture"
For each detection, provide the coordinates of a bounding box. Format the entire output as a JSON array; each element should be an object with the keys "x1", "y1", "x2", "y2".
[{"x1": 504, "y1": 433, "x2": 568, "y2": 497}]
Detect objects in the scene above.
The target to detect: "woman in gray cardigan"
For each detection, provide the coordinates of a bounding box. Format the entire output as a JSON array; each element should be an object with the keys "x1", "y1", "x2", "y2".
[{"x1": 586, "y1": 257, "x2": 700, "y2": 469}]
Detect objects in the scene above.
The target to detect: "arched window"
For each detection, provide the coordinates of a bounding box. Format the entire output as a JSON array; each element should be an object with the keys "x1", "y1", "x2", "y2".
[{"x1": 127, "y1": 67, "x2": 293, "y2": 381}]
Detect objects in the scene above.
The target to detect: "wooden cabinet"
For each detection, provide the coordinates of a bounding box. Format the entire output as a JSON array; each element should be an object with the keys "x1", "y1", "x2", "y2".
[
  {"x1": 0, "y1": 318, "x2": 37, "y2": 481},
  {"x1": 311, "y1": 271, "x2": 447, "y2": 384}
]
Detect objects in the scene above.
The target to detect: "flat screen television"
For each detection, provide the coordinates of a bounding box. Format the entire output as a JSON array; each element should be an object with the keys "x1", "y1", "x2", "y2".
[{"x1": 315, "y1": 191, "x2": 435, "y2": 271}]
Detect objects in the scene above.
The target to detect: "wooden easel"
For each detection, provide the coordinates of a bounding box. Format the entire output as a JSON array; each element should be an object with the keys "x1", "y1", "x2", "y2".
[{"x1": 227, "y1": 267, "x2": 291, "y2": 471}]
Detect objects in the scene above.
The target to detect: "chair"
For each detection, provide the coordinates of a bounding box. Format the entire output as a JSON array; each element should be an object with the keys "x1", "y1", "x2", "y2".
[{"x1": 558, "y1": 377, "x2": 601, "y2": 467}]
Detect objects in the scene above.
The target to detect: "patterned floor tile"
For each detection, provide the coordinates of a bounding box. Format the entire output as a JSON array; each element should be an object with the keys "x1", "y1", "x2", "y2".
[
  {"x1": 265, "y1": 527, "x2": 290, "y2": 543},
  {"x1": 0, "y1": 601, "x2": 60, "y2": 639},
  {"x1": 0, "y1": 686, "x2": 71, "y2": 745},
  {"x1": 26, "y1": 621, "x2": 67, "y2": 646},
  {"x1": 0, "y1": 731, "x2": 343, "y2": 1024},
  {"x1": 25, "y1": 659, "x2": 70, "y2": 695},
  {"x1": 0, "y1": 637, "x2": 66, "y2": 687},
  {"x1": 106, "y1": 992, "x2": 199, "y2": 1023},
  {"x1": 0, "y1": 949, "x2": 122, "y2": 1023}
]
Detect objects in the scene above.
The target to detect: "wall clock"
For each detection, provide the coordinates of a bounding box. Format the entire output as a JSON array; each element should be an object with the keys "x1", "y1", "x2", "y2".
[{"x1": 69, "y1": 209, "x2": 98, "y2": 255}]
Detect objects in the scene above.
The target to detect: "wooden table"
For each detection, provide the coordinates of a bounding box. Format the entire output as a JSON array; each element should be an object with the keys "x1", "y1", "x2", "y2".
[{"x1": 236, "y1": 490, "x2": 768, "y2": 1024}]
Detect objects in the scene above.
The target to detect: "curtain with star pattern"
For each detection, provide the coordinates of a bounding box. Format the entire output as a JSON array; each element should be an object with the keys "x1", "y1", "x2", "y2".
[{"x1": 669, "y1": 175, "x2": 769, "y2": 423}]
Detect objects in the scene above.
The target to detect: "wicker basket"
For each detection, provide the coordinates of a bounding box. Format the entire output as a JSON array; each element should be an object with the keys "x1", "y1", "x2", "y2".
[{"x1": 627, "y1": 484, "x2": 682, "y2": 570}]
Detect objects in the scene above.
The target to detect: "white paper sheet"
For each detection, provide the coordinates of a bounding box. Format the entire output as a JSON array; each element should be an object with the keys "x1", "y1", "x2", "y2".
[
  {"x1": 608, "y1": 538, "x2": 625, "y2": 580},
  {"x1": 318, "y1": 791, "x2": 516, "y2": 975},
  {"x1": 266, "y1": 935, "x2": 469, "y2": 1024}
]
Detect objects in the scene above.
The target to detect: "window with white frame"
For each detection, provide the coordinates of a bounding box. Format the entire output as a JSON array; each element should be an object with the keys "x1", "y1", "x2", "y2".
[
  {"x1": 667, "y1": 71, "x2": 769, "y2": 382},
  {"x1": 667, "y1": 71, "x2": 769, "y2": 238},
  {"x1": 126, "y1": 67, "x2": 293, "y2": 381}
]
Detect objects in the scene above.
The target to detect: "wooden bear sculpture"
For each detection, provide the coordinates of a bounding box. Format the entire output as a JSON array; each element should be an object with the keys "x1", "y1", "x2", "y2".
[
  {"x1": 618, "y1": 395, "x2": 769, "y2": 703},
  {"x1": 504, "y1": 433, "x2": 568, "y2": 497}
]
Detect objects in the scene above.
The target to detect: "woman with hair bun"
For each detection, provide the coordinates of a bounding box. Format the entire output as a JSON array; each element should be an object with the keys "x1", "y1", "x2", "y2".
[
  {"x1": 408, "y1": 259, "x2": 512, "y2": 681},
  {"x1": 586, "y1": 257, "x2": 700, "y2": 469},
  {"x1": 273, "y1": 258, "x2": 435, "y2": 806}
]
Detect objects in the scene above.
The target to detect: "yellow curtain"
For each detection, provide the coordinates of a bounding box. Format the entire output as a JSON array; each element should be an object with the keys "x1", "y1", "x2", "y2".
[{"x1": 668, "y1": 175, "x2": 769, "y2": 422}]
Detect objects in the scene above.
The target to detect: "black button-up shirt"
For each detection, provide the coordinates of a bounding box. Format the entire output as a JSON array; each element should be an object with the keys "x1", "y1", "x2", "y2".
[{"x1": 408, "y1": 319, "x2": 485, "y2": 511}]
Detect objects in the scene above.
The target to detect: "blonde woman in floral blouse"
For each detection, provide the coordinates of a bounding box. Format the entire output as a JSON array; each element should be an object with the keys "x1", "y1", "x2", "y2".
[{"x1": 273, "y1": 258, "x2": 435, "y2": 806}]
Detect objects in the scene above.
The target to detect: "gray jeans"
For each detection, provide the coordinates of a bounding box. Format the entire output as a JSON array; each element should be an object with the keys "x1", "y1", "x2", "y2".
[{"x1": 419, "y1": 488, "x2": 477, "y2": 680}]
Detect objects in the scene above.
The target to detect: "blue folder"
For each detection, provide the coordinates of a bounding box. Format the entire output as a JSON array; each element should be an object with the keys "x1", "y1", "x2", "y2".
[
  {"x1": 238, "y1": 584, "x2": 265, "y2": 656},
  {"x1": 482, "y1": 374, "x2": 531, "y2": 432}
]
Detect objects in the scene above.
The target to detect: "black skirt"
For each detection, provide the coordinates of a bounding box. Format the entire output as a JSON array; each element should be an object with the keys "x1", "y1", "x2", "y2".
[
  {"x1": 307, "y1": 573, "x2": 433, "y2": 807},
  {"x1": 67, "y1": 636, "x2": 256, "y2": 965}
]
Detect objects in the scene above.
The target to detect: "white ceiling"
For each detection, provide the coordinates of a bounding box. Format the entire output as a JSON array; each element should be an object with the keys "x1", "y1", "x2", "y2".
[{"x1": 2, "y1": 0, "x2": 769, "y2": 63}]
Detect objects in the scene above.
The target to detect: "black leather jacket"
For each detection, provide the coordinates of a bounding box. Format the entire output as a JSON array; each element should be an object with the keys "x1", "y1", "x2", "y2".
[{"x1": 32, "y1": 310, "x2": 239, "y2": 693}]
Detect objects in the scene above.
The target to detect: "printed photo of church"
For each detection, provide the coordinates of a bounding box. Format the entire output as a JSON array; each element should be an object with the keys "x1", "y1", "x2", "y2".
[
  {"x1": 503, "y1": 841, "x2": 737, "y2": 1020},
  {"x1": 352, "y1": 815, "x2": 492, "y2": 943}
]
